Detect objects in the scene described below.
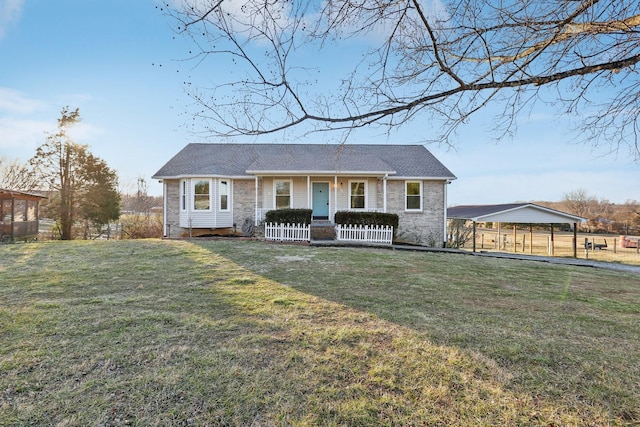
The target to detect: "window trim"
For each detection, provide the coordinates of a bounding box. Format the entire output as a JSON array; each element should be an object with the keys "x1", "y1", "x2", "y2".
[
  {"x1": 405, "y1": 180, "x2": 423, "y2": 211},
  {"x1": 274, "y1": 179, "x2": 293, "y2": 210},
  {"x1": 348, "y1": 180, "x2": 367, "y2": 210},
  {"x1": 219, "y1": 179, "x2": 230, "y2": 212},
  {"x1": 180, "y1": 180, "x2": 187, "y2": 211},
  {"x1": 192, "y1": 179, "x2": 212, "y2": 211}
]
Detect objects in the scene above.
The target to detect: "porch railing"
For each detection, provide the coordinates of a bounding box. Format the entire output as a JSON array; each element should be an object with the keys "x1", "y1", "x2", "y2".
[
  {"x1": 264, "y1": 222, "x2": 310, "y2": 242},
  {"x1": 335, "y1": 224, "x2": 393, "y2": 245}
]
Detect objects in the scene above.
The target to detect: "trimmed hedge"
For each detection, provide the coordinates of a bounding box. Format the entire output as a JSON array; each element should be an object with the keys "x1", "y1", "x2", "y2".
[
  {"x1": 264, "y1": 209, "x2": 312, "y2": 225},
  {"x1": 334, "y1": 211, "x2": 399, "y2": 229}
]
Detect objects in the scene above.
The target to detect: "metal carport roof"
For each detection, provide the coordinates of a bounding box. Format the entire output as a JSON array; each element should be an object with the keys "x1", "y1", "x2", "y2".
[{"x1": 447, "y1": 203, "x2": 586, "y2": 224}]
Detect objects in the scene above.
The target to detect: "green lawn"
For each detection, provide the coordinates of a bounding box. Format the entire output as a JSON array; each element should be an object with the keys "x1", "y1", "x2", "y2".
[{"x1": 1, "y1": 239, "x2": 638, "y2": 426}]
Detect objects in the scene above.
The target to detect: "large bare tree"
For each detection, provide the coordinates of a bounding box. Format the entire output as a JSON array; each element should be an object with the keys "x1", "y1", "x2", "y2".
[{"x1": 164, "y1": 0, "x2": 640, "y2": 157}]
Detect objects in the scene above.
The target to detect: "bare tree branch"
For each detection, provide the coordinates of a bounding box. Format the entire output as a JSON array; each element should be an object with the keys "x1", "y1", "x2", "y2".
[
  {"x1": 0, "y1": 156, "x2": 39, "y2": 192},
  {"x1": 164, "y1": 0, "x2": 640, "y2": 158}
]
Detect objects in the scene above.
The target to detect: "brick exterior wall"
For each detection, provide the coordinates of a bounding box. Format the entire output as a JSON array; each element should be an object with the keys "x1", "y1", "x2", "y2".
[
  {"x1": 232, "y1": 179, "x2": 256, "y2": 230},
  {"x1": 386, "y1": 180, "x2": 445, "y2": 246},
  {"x1": 164, "y1": 180, "x2": 181, "y2": 238}
]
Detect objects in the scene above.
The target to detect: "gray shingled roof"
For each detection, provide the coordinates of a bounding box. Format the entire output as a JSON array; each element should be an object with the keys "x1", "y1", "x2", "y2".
[{"x1": 153, "y1": 143, "x2": 456, "y2": 179}]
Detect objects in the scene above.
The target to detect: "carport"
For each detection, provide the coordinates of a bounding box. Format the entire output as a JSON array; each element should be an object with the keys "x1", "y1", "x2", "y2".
[{"x1": 447, "y1": 203, "x2": 586, "y2": 258}]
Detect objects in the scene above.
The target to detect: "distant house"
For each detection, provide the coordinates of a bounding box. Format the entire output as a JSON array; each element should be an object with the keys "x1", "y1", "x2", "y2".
[
  {"x1": 153, "y1": 143, "x2": 456, "y2": 245},
  {"x1": 0, "y1": 188, "x2": 47, "y2": 242}
]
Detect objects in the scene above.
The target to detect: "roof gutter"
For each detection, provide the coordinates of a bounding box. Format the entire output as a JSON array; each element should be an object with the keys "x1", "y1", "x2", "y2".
[{"x1": 245, "y1": 169, "x2": 397, "y2": 176}]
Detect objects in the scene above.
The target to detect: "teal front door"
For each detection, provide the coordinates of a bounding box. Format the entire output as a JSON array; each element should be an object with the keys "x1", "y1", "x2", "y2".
[{"x1": 312, "y1": 183, "x2": 329, "y2": 219}]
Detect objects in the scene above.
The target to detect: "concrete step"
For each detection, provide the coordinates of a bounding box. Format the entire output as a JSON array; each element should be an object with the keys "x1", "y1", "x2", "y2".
[{"x1": 310, "y1": 224, "x2": 335, "y2": 240}]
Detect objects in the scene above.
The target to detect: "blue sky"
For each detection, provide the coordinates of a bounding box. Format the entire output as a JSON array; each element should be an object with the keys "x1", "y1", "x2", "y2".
[{"x1": 0, "y1": 0, "x2": 638, "y2": 205}]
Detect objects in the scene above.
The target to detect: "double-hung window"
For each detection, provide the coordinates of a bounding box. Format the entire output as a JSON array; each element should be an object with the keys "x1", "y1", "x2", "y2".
[
  {"x1": 275, "y1": 180, "x2": 292, "y2": 209},
  {"x1": 193, "y1": 180, "x2": 211, "y2": 210},
  {"x1": 349, "y1": 181, "x2": 366, "y2": 209},
  {"x1": 219, "y1": 180, "x2": 229, "y2": 211},
  {"x1": 180, "y1": 180, "x2": 187, "y2": 211},
  {"x1": 405, "y1": 181, "x2": 422, "y2": 211}
]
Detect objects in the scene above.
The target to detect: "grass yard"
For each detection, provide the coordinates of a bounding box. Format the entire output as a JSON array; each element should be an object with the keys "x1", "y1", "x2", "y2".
[{"x1": 0, "y1": 239, "x2": 638, "y2": 426}]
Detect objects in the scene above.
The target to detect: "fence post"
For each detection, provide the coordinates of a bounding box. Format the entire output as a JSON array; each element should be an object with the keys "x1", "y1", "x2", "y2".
[{"x1": 584, "y1": 237, "x2": 589, "y2": 259}]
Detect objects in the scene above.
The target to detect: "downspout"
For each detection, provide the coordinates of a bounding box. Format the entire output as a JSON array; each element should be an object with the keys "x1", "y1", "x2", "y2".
[
  {"x1": 443, "y1": 180, "x2": 449, "y2": 248},
  {"x1": 162, "y1": 181, "x2": 168, "y2": 237},
  {"x1": 254, "y1": 176, "x2": 259, "y2": 226}
]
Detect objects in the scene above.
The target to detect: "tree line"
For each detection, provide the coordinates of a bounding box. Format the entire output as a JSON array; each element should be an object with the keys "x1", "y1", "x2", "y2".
[
  {"x1": 539, "y1": 190, "x2": 640, "y2": 235},
  {"x1": 0, "y1": 107, "x2": 159, "y2": 240}
]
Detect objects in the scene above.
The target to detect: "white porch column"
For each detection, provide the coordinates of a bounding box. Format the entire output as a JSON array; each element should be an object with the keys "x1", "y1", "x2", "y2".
[
  {"x1": 307, "y1": 176, "x2": 311, "y2": 208},
  {"x1": 383, "y1": 174, "x2": 388, "y2": 213},
  {"x1": 334, "y1": 175, "x2": 338, "y2": 220}
]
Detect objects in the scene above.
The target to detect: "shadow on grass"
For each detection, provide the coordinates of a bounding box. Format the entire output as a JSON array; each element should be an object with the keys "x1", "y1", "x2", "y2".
[
  {"x1": 0, "y1": 239, "x2": 637, "y2": 426},
  {"x1": 192, "y1": 239, "x2": 640, "y2": 426}
]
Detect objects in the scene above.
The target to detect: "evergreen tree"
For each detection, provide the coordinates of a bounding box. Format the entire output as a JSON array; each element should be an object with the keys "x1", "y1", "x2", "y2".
[{"x1": 30, "y1": 107, "x2": 120, "y2": 240}]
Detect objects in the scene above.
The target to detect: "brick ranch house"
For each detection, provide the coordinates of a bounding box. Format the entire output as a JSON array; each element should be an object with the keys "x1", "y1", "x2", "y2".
[{"x1": 152, "y1": 143, "x2": 457, "y2": 246}]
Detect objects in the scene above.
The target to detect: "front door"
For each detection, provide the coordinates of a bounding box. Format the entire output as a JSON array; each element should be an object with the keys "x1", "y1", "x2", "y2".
[{"x1": 312, "y1": 183, "x2": 329, "y2": 220}]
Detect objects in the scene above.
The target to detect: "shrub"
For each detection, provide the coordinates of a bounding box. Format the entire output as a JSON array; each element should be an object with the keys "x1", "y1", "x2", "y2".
[
  {"x1": 264, "y1": 209, "x2": 312, "y2": 225},
  {"x1": 121, "y1": 213, "x2": 163, "y2": 239},
  {"x1": 334, "y1": 211, "x2": 399, "y2": 229}
]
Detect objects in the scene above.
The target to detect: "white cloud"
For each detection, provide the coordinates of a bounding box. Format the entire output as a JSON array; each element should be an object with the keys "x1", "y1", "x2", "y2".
[
  {"x1": 0, "y1": 116, "x2": 104, "y2": 165},
  {"x1": 0, "y1": 88, "x2": 102, "y2": 152},
  {"x1": 66, "y1": 121, "x2": 104, "y2": 142},
  {"x1": 0, "y1": 116, "x2": 50, "y2": 149},
  {"x1": 0, "y1": 88, "x2": 49, "y2": 151},
  {"x1": 314, "y1": 0, "x2": 448, "y2": 43},
  {"x1": 0, "y1": 87, "x2": 45, "y2": 113},
  {"x1": 0, "y1": 0, "x2": 24, "y2": 39},
  {"x1": 174, "y1": 0, "x2": 293, "y2": 36}
]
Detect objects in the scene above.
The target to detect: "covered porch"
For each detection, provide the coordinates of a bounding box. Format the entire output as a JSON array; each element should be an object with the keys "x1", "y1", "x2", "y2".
[{"x1": 253, "y1": 173, "x2": 390, "y2": 225}]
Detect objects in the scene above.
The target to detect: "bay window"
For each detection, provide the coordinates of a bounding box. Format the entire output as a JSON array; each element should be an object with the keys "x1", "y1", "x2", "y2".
[
  {"x1": 219, "y1": 180, "x2": 229, "y2": 211},
  {"x1": 180, "y1": 180, "x2": 186, "y2": 211},
  {"x1": 193, "y1": 180, "x2": 211, "y2": 210}
]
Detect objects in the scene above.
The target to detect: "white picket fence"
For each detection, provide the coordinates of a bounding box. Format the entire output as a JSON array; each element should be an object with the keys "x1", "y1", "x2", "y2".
[
  {"x1": 335, "y1": 224, "x2": 394, "y2": 245},
  {"x1": 264, "y1": 222, "x2": 310, "y2": 242}
]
